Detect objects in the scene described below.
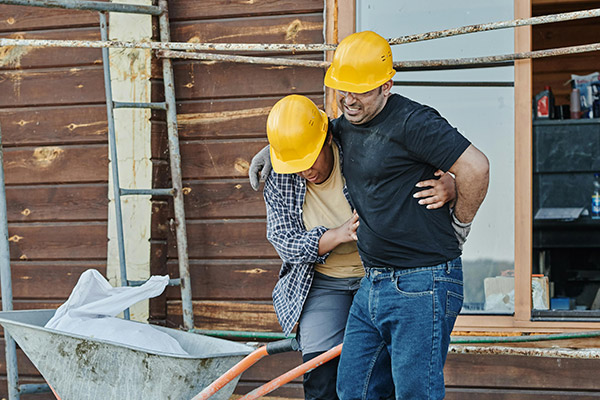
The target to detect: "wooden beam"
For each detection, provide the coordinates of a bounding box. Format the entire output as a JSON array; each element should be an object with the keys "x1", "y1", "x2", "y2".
[
  {"x1": 514, "y1": 0, "x2": 533, "y2": 324},
  {"x1": 324, "y1": 0, "x2": 355, "y2": 117},
  {"x1": 455, "y1": 314, "x2": 600, "y2": 332},
  {"x1": 337, "y1": 0, "x2": 355, "y2": 40},
  {"x1": 324, "y1": 0, "x2": 338, "y2": 117}
]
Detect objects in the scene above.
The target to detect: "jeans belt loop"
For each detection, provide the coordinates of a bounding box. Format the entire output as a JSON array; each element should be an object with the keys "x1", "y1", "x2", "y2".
[{"x1": 446, "y1": 261, "x2": 451, "y2": 274}]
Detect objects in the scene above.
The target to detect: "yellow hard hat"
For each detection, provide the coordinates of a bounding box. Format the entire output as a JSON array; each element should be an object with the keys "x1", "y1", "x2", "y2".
[
  {"x1": 267, "y1": 95, "x2": 328, "y2": 174},
  {"x1": 325, "y1": 31, "x2": 396, "y2": 93}
]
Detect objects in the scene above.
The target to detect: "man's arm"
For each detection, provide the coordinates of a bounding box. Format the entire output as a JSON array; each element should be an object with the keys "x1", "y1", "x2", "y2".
[
  {"x1": 264, "y1": 174, "x2": 328, "y2": 265},
  {"x1": 448, "y1": 144, "x2": 490, "y2": 223},
  {"x1": 413, "y1": 170, "x2": 456, "y2": 209},
  {"x1": 317, "y1": 210, "x2": 359, "y2": 255}
]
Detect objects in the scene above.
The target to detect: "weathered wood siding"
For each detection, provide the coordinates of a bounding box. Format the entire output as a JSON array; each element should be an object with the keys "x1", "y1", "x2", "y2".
[
  {"x1": 0, "y1": 3, "x2": 107, "y2": 396},
  {"x1": 154, "y1": 0, "x2": 325, "y2": 396},
  {"x1": 0, "y1": 0, "x2": 324, "y2": 395}
]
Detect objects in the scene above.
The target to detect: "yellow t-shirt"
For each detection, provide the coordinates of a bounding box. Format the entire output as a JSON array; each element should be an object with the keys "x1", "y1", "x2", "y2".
[{"x1": 302, "y1": 142, "x2": 364, "y2": 278}]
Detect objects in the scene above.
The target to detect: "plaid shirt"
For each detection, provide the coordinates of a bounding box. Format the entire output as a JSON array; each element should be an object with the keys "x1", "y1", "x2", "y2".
[{"x1": 263, "y1": 141, "x2": 351, "y2": 335}]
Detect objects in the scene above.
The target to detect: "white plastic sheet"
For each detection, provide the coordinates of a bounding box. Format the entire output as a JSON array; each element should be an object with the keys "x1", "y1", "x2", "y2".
[{"x1": 45, "y1": 269, "x2": 188, "y2": 355}]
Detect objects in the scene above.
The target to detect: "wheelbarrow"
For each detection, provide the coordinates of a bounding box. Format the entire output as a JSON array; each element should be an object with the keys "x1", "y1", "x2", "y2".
[
  {"x1": 0, "y1": 309, "x2": 254, "y2": 400},
  {"x1": 0, "y1": 309, "x2": 342, "y2": 400}
]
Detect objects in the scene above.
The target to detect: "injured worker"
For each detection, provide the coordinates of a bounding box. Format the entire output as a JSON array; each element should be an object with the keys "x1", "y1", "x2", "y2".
[{"x1": 255, "y1": 94, "x2": 456, "y2": 400}]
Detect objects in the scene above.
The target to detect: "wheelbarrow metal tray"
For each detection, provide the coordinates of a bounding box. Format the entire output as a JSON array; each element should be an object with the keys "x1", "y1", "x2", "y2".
[{"x1": 0, "y1": 309, "x2": 253, "y2": 400}]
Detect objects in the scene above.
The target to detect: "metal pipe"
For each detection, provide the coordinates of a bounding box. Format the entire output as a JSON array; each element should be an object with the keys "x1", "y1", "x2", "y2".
[
  {"x1": 193, "y1": 329, "x2": 294, "y2": 340},
  {"x1": 161, "y1": 43, "x2": 600, "y2": 71},
  {"x1": 394, "y1": 61, "x2": 515, "y2": 72},
  {"x1": 128, "y1": 278, "x2": 180, "y2": 287},
  {"x1": 158, "y1": 0, "x2": 194, "y2": 331},
  {"x1": 0, "y1": 37, "x2": 334, "y2": 52},
  {"x1": 195, "y1": 328, "x2": 600, "y2": 344},
  {"x1": 393, "y1": 81, "x2": 514, "y2": 87},
  {"x1": 389, "y1": 8, "x2": 600, "y2": 45},
  {"x1": 1, "y1": 7, "x2": 599, "y2": 53},
  {"x1": 196, "y1": 330, "x2": 600, "y2": 359},
  {"x1": 193, "y1": 329, "x2": 600, "y2": 360},
  {"x1": 100, "y1": 12, "x2": 129, "y2": 320},
  {"x1": 0, "y1": 0, "x2": 162, "y2": 15},
  {"x1": 394, "y1": 42, "x2": 600, "y2": 70},
  {"x1": 0, "y1": 125, "x2": 20, "y2": 400},
  {"x1": 452, "y1": 330, "x2": 600, "y2": 344},
  {"x1": 120, "y1": 188, "x2": 175, "y2": 196},
  {"x1": 4, "y1": 36, "x2": 596, "y2": 71},
  {"x1": 19, "y1": 384, "x2": 51, "y2": 394},
  {"x1": 156, "y1": 50, "x2": 328, "y2": 68},
  {"x1": 113, "y1": 101, "x2": 167, "y2": 110},
  {"x1": 449, "y1": 344, "x2": 600, "y2": 359}
]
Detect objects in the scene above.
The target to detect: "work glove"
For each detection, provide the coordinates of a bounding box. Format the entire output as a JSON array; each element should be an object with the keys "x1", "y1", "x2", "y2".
[
  {"x1": 450, "y1": 209, "x2": 472, "y2": 251},
  {"x1": 249, "y1": 145, "x2": 272, "y2": 191}
]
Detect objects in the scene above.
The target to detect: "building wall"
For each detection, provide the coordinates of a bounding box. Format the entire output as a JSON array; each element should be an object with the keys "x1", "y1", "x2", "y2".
[
  {"x1": 0, "y1": 0, "x2": 325, "y2": 396},
  {"x1": 156, "y1": 1, "x2": 326, "y2": 395},
  {"x1": 0, "y1": 4, "x2": 109, "y2": 395}
]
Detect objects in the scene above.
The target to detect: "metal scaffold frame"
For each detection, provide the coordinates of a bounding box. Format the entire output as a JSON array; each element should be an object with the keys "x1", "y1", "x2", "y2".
[
  {"x1": 0, "y1": 0, "x2": 194, "y2": 398},
  {"x1": 1, "y1": 6, "x2": 600, "y2": 70}
]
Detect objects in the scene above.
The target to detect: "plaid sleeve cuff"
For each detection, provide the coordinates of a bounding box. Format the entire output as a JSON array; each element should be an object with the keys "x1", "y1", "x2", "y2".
[{"x1": 304, "y1": 225, "x2": 329, "y2": 264}]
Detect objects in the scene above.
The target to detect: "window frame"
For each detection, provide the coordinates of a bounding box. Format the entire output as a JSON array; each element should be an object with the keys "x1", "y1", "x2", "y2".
[{"x1": 329, "y1": 0, "x2": 600, "y2": 333}]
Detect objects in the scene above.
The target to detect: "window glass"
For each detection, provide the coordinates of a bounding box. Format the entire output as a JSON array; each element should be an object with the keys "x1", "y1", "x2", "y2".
[{"x1": 357, "y1": 0, "x2": 515, "y2": 313}]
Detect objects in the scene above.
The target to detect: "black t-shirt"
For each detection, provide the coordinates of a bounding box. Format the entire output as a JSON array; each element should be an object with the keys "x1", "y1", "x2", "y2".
[{"x1": 333, "y1": 93, "x2": 471, "y2": 268}]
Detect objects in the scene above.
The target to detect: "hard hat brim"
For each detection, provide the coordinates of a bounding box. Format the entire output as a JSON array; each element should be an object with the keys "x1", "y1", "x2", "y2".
[{"x1": 324, "y1": 66, "x2": 396, "y2": 93}]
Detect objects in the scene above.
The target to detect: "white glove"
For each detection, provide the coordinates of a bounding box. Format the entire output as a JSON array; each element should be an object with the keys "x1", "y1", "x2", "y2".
[
  {"x1": 249, "y1": 145, "x2": 272, "y2": 191},
  {"x1": 450, "y1": 209, "x2": 472, "y2": 251}
]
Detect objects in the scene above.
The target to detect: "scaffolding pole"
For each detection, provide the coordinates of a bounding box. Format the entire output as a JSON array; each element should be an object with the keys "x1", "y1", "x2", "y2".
[
  {"x1": 99, "y1": 11, "x2": 131, "y2": 320},
  {"x1": 156, "y1": 42, "x2": 600, "y2": 70},
  {"x1": 450, "y1": 345, "x2": 600, "y2": 360},
  {"x1": 0, "y1": 0, "x2": 161, "y2": 14},
  {"x1": 158, "y1": 0, "x2": 194, "y2": 331},
  {"x1": 0, "y1": 124, "x2": 18, "y2": 400},
  {"x1": 1, "y1": 6, "x2": 599, "y2": 53},
  {"x1": 2, "y1": 38, "x2": 599, "y2": 71},
  {"x1": 0, "y1": 36, "x2": 335, "y2": 52},
  {"x1": 388, "y1": 7, "x2": 600, "y2": 45},
  {"x1": 3, "y1": 33, "x2": 599, "y2": 71}
]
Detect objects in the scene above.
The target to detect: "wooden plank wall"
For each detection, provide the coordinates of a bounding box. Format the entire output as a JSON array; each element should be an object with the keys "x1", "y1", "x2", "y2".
[
  {"x1": 532, "y1": 0, "x2": 600, "y2": 105},
  {"x1": 0, "y1": 0, "x2": 325, "y2": 396},
  {"x1": 154, "y1": 0, "x2": 326, "y2": 397},
  {"x1": 0, "y1": 4, "x2": 109, "y2": 397}
]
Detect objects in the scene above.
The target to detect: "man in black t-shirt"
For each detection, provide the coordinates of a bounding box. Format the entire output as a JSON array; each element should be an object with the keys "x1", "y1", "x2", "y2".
[
  {"x1": 249, "y1": 30, "x2": 489, "y2": 400},
  {"x1": 322, "y1": 31, "x2": 489, "y2": 400}
]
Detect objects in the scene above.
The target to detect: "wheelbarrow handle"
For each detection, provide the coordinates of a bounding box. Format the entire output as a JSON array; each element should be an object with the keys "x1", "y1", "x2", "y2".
[
  {"x1": 191, "y1": 338, "x2": 298, "y2": 400},
  {"x1": 266, "y1": 336, "x2": 299, "y2": 354},
  {"x1": 239, "y1": 343, "x2": 343, "y2": 400}
]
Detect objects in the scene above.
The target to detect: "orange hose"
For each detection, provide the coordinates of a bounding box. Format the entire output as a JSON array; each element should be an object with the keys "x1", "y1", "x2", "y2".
[
  {"x1": 191, "y1": 346, "x2": 269, "y2": 400},
  {"x1": 48, "y1": 382, "x2": 61, "y2": 400},
  {"x1": 238, "y1": 343, "x2": 343, "y2": 400}
]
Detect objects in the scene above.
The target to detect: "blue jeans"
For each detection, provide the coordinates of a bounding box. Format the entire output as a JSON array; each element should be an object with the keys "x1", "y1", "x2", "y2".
[{"x1": 337, "y1": 258, "x2": 463, "y2": 400}]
